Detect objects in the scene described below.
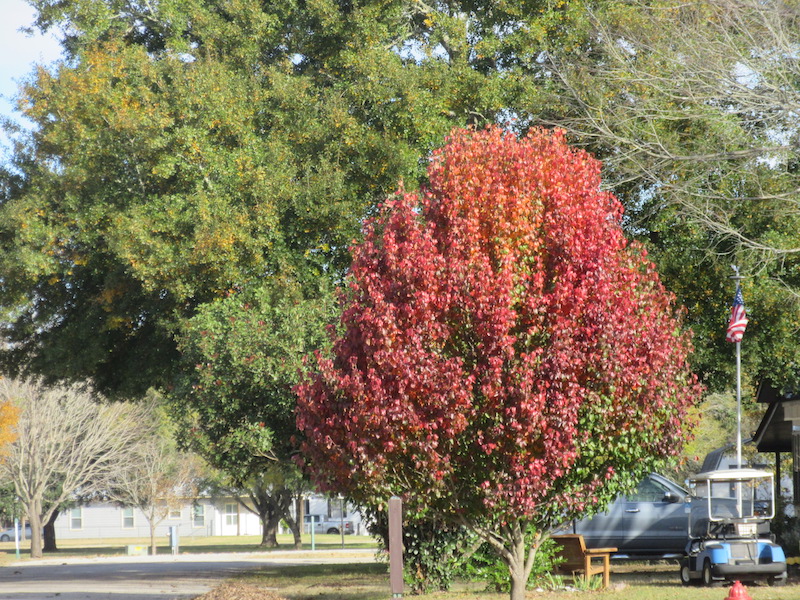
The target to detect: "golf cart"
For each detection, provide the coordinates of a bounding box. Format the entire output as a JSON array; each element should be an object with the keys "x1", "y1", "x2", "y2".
[{"x1": 679, "y1": 468, "x2": 786, "y2": 586}]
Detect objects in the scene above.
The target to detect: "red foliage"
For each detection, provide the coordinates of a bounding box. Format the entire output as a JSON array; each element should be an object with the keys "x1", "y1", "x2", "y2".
[{"x1": 296, "y1": 127, "x2": 701, "y2": 521}]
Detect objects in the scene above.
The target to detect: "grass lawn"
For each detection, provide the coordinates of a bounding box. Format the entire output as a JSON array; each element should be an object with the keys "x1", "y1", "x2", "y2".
[
  {"x1": 2, "y1": 534, "x2": 798, "y2": 600},
  {"x1": 227, "y1": 562, "x2": 800, "y2": 600}
]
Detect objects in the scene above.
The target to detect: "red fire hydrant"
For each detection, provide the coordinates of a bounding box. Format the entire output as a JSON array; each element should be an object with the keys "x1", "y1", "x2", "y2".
[{"x1": 725, "y1": 581, "x2": 752, "y2": 600}]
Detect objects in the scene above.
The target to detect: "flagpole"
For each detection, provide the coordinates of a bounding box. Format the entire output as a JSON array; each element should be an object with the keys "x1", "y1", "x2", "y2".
[
  {"x1": 731, "y1": 265, "x2": 744, "y2": 470},
  {"x1": 736, "y1": 338, "x2": 742, "y2": 470}
]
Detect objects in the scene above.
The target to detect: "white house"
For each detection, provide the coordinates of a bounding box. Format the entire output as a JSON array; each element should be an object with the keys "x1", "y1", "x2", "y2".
[
  {"x1": 53, "y1": 497, "x2": 262, "y2": 540},
  {"x1": 51, "y1": 493, "x2": 365, "y2": 540}
]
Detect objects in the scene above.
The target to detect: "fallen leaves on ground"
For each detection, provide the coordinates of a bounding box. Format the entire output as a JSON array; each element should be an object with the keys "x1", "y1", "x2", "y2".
[{"x1": 194, "y1": 582, "x2": 287, "y2": 600}]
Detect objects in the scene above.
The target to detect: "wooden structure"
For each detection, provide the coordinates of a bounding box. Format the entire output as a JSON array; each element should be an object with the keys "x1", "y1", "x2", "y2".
[
  {"x1": 388, "y1": 496, "x2": 403, "y2": 598},
  {"x1": 753, "y1": 380, "x2": 799, "y2": 503},
  {"x1": 551, "y1": 534, "x2": 616, "y2": 588}
]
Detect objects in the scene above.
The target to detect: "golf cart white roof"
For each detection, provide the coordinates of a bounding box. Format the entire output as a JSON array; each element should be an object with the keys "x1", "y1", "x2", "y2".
[{"x1": 689, "y1": 468, "x2": 773, "y2": 483}]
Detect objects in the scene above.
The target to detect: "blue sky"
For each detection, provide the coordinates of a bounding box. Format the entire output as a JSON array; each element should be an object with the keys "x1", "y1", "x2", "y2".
[{"x1": 0, "y1": 0, "x2": 62, "y2": 156}]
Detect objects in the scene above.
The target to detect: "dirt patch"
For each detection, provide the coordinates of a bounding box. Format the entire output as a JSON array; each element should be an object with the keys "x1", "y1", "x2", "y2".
[{"x1": 194, "y1": 582, "x2": 288, "y2": 600}]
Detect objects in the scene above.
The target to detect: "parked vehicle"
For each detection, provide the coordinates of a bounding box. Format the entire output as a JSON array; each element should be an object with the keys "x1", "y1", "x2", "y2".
[
  {"x1": 679, "y1": 468, "x2": 786, "y2": 586},
  {"x1": 0, "y1": 524, "x2": 32, "y2": 542},
  {"x1": 559, "y1": 473, "x2": 690, "y2": 558},
  {"x1": 303, "y1": 514, "x2": 354, "y2": 535}
]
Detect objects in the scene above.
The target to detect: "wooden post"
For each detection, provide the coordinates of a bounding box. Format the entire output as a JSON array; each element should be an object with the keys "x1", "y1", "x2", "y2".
[{"x1": 388, "y1": 496, "x2": 403, "y2": 598}]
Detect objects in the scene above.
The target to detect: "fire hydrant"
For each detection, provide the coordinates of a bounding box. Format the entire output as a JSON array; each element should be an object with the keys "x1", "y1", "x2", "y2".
[{"x1": 725, "y1": 581, "x2": 752, "y2": 600}]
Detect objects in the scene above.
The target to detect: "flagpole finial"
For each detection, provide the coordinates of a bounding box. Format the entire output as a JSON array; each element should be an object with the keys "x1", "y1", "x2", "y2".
[{"x1": 730, "y1": 265, "x2": 743, "y2": 282}]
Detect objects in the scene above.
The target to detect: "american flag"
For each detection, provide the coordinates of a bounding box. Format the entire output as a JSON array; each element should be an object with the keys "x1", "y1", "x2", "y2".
[{"x1": 726, "y1": 285, "x2": 748, "y2": 343}]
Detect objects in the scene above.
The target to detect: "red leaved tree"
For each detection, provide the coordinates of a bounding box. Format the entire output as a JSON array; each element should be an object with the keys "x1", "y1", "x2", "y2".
[{"x1": 296, "y1": 127, "x2": 701, "y2": 600}]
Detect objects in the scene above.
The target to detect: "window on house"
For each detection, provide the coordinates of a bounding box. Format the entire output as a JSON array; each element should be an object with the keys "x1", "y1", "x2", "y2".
[
  {"x1": 169, "y1": 507, "x2": 181, "y2": 520},
  {"x1": 70, "y1": 507, "x2": 83, "y2": 530},
  {"x1": 225, "y1": 503, "x2": 238, "y2": 527},
  {"x1": 193, "y1": 504, "x2": 204, "y2": 527},
  {"x1": 122, "y1": 507, "x2": 134, "y2": 529}
]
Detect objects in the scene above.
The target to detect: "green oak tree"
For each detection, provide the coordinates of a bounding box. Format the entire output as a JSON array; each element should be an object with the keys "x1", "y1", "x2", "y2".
[
  {"x1": 170, "y1": 279, "x2": 330, "y2": 547},
  {"x1": 1, "y1": 0, "x2": 602, "y2": 395},
  {"x1": 0, "y1": 0, "x2": 618, "y2": 544}
]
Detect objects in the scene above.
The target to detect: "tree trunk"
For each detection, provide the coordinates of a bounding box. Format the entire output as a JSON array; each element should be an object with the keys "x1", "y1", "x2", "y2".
[
  {"x1": 43, "y1": 509, "x2": 59, "y2": 552},
  {"x1": 503, "y1": 524, "x2": 539, "y2": 600},
  {"x1": 249, "y1": 484, "x2": 294, "y2": 549},
  {"x1": 509, "y1": 564, "x2": 527, "y2": 600},
  {"x1": 149, "y1": 517, "x2": 158, "y2": 555},
  {"x1": 287, "y1": 495, "x2": 303, "y2": 549},
  {"x1": 261, "y1": 517, "x2": 279, "y2": 548},
  {"x1": 28, "y1": 498, "x2": 43, "y2": 559}
]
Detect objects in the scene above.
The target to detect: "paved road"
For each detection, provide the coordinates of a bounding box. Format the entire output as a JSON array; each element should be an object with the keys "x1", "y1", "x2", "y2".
[{"x1": 0, "y1": 549, "x2": 376, "y2": 600}]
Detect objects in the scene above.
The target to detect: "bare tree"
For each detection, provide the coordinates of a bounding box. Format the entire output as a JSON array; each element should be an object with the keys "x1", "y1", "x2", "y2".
[
  {"x1": 0, "y1": 378, "x2": 151, "y2": 558},
  {"x1": 107, "y1": 431, "x2": 202, "y2": 555},
  {"x1": 549, "y1": 0, "x2": 800, "y2": 266}
]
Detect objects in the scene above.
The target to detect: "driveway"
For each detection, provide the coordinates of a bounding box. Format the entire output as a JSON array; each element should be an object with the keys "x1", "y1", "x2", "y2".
[{"x1": 0, "y1": 549, "x2": 377, "y2": 600}]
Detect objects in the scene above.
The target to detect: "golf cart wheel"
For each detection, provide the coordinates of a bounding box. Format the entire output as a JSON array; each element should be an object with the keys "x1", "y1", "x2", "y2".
[
  {"x1": 679, "y1": 561, "x2": 693, "y2": 586},
  {"x1": 326, "y1": 527, "x2": 339, "y2": 534},
  {"x1": 701, "y1": 560, "x2": 715, "y2": 587}
]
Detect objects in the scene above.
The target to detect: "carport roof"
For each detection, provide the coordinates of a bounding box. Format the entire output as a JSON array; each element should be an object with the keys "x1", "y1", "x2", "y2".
[{"x1": 752, "y1": 380, "x2": 800, "y2": 453}]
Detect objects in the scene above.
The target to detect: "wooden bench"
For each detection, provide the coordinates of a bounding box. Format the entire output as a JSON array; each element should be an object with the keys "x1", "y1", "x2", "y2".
[{"x1": 550, "y1": 534, "x2": 616, "y2": 588}]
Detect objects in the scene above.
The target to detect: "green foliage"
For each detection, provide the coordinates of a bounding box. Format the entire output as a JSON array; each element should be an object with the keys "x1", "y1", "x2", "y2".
[
  {"x1": 169, "y1": 279, "x2": 320, "y2": 543},
  {"x1": 638, "y1": 211, "x2": 800, "y2": 392},
  {"x1": 363, "y1": 507, "x2": 558, "y2": 594},
  {"x1": 674, "y1": 391, "x2": 766, "y2": 480},
  {"x1": 771, "y1": 510, "x2": 800, "y2": 557},
  {"x1": 461, "y1": 536, "x2": 564, "y2": 593},
  {"x1": 1, "y1": 0, "x2": 611, "y2": 397},
  {"x1": 364, "y1": 506, "x2": 480, "y2": 595},
  {"x1": 171, "y1": 278, "x2": 331, "y2": 481},
  {"x1": 402, "y1": 521, "x2": 478, "y2": 594},
  {"x1": 0, "y1": 483, "x2": 23, "y2": 524}
]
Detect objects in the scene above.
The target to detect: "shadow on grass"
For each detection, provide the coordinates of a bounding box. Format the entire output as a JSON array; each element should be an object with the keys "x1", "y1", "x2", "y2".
[
  {"x1": 610, "y1": 564, "x2": 680, "y2": 588},
  {"x1": 178, "y1": 542, "x2": 377, "y2": 554},
  {"x1": 241, "y1": 563, "x2": 390, "y2": 600},
  {"x1": 251, "y1": 562, "x2": 388, "y2": 579}
]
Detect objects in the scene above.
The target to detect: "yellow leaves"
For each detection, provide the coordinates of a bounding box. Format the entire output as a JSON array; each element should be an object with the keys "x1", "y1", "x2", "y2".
[
  {"x1": 0, "y1": 401, "x2": 19, "y2": 456},
  {"x1": 97, "y1": 285, "x2": 125, "y2": 310},
  {"x1": 105, "y1": 315, "x2": 130, "y2": 330}
]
